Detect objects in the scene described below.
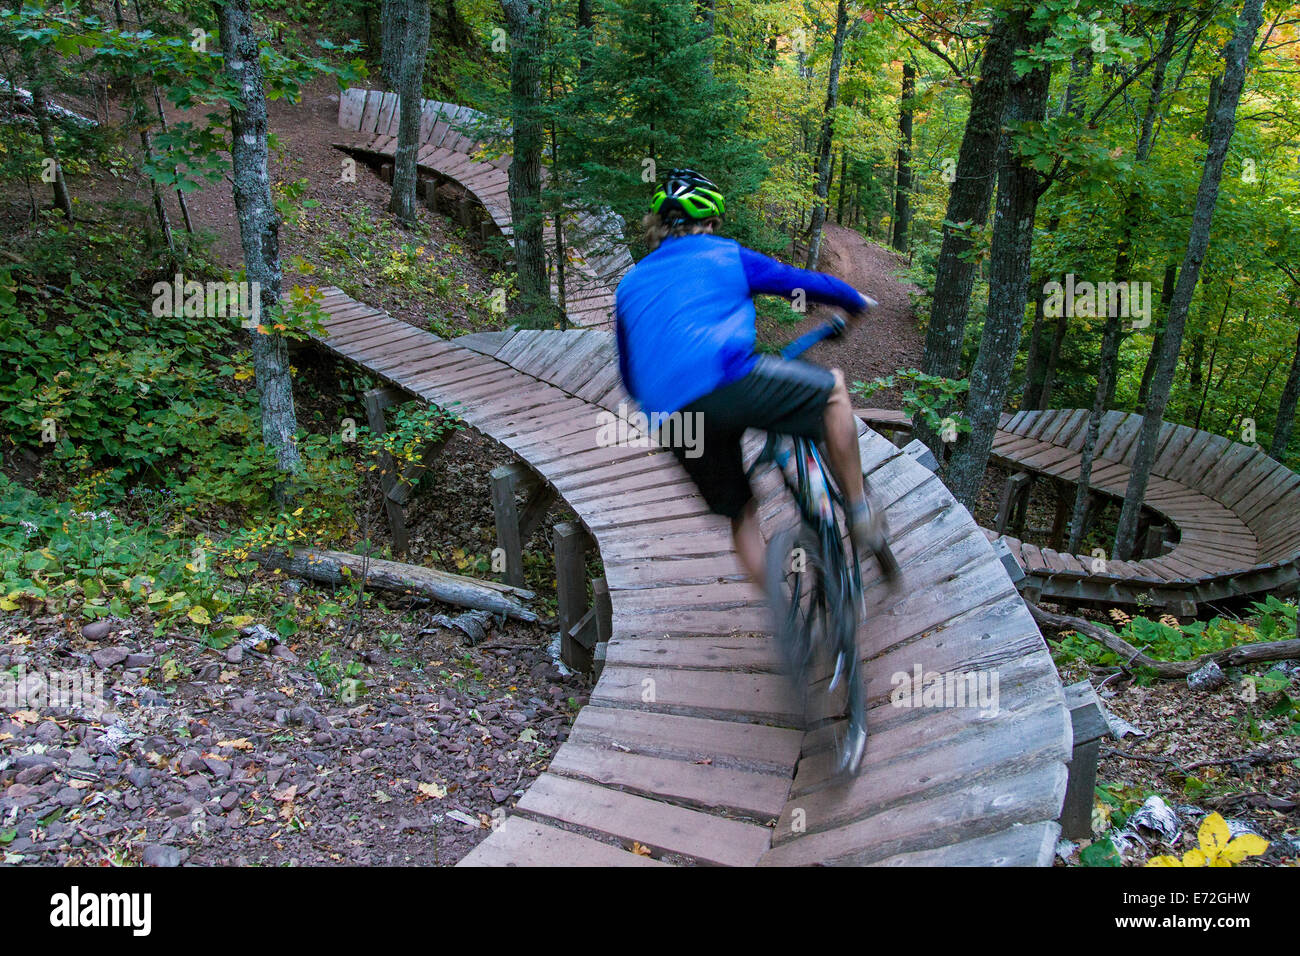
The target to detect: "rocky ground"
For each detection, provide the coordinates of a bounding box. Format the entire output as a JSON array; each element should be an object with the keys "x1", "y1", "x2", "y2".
[{"x1": 1, "y1": 593, "x2": 588, "y2": 866}]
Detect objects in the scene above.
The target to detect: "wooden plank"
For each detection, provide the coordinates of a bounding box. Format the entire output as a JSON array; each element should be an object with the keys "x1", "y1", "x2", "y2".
[
  {"x1": 375, "y1": 91, "x2": 398, "y2": 135},
  {"x1": 570, "y1": 706, "x2": 801, "y2": 773},
  {"x1": 359, "y1": 90, "x2": 383, "y2": 133},
  {"x1": 458, "y1": 816, "x2": 667, "y2": 867},
  {"x1": 1101, "y1": 412, "x2": 1145, "y2": 462},
  {"x1": 547, "y1": 742, "x2": 790, "y2": 820},
  {"x1": 869, "y1": 821, "x2": 1060, "y2": 867},
  {"x1": 338, "y1": 88, "x2": 367, "y2": 130},
  {"x1": 516, "y1": 774, "x2": 772, "y2": 867},
  {"x1": 760, "y1": 763, "x2": 1067, "y2": 866}
]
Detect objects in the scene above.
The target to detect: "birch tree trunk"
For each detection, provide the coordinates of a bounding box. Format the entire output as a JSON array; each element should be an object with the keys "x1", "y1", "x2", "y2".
[
  {"x1": 30, "y1": 84, "x2": 73, "y2": 219},
  {"x1": 216, "y1": 0, "x2": 302, "y2": 484},
  {"x1": 804, "y1": 0, "x2": 849, "y2": 270},
  {"x1": 945, "y1": 28, "x2": 1051, "y2": 507},
  {"x1": 1113, "y1": 0, "x2": 1266, "y2": 560},
  {"x1": 388, "y1": 0, "x2": 430, "y2": 225}
]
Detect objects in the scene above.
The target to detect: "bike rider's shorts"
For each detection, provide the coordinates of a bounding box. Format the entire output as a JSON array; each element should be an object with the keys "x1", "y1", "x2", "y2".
[{"x1": 668, "y1": 356, "x2": 836, "y2": 519}]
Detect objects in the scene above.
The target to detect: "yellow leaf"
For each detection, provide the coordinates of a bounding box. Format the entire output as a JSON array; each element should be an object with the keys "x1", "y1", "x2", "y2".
[
  {"x1": 218, "y1": 738, "x2": 254, "y2": 751},
  {"x1": 417, "y1": 781, "x2": 446, "y2": 800},
  {"x1": 0, "y1": 732, "x2": 11, "y2": 742},
  {"x1": 10, "y1": 710, "x2": 38, "y2": 725},
  {"x1": 228, "y1": 615, "x2": 254, "y2": 628},
  {"x1": 1198, "y1": 812, "x2": 1232, "y2": 860},
  {"x1": 631, "y1": 841, "x2": 653, "y2": 857},
  {"x1": 187, "y1": 606, "x2": 211, "y2": 626},
  {"x1": 0, "y1": 598, "x2": 18, "y2": 611},
  {"x1": 1181, "y1": 848, "x2": 1208, "y2": 867},
  {"x1": 1220, "y1": 833, "x2": 1269, "y2": 863},
  {"x1": 234, "y1": 369, "x2": 254, "y2": 381},
  {"x1": 1145, "y1": 855, "x2": 1183, "y2": 867}
]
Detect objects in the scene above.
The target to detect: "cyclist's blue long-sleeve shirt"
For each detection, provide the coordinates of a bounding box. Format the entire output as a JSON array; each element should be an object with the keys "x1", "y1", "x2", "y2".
[{"x1": 614, "y1": 233, "x2": 867, "y2": 416}]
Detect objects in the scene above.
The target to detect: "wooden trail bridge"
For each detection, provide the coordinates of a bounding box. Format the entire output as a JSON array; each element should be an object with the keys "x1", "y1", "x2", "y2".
[
  {"x1": 305, "y1": 288, "x2": 1074, "y2": 866},
  {"x1": 858, "y1": 408, "x2": 1300, "y2": 616},
  {"x1": 333, "y1": 88, "x2": 632, "y2": 331}
]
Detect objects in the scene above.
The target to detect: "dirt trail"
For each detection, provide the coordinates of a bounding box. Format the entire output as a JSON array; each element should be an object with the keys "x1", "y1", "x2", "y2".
[{"x1": 788, "y1": 221, "x2": 924, "y2": 406}]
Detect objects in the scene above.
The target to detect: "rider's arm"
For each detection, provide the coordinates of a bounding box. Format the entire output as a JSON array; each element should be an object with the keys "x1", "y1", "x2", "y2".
[
  {"x1": 738, "y1": 245, "x2": 870, "y2": 313},
  {"x1": 613, "y1": 304, "x2": 635, "y2": 398}
]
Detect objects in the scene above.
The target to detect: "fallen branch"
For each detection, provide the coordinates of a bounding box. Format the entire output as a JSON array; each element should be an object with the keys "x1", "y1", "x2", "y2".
[
  {"x1": 254, "y1": 547, "x2": 538, "y2": 622},
  {"x1": 1027, "y1": 602, "x2": 1300, "y2": 678}
]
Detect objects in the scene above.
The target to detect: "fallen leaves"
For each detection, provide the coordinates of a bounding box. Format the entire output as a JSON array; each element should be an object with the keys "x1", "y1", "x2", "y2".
[
  {"x1": 416, "y1": 781, "x2": 446, "y2": 801},
  {"x1": 1146, "y1": 812, "x2": 1270, "y2": 867}
]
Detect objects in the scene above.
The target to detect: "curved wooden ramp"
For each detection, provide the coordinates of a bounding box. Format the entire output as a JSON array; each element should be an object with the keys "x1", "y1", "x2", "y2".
[
  {"x1": 858, "y1": 408, "x2": 1300, "y2": 614},
  {"x1": 334, "y1": 88, "x2": 632, "y2": 330},
  {"x1": 308, "y1": 290, "x2": 1071, "y2": 865}
]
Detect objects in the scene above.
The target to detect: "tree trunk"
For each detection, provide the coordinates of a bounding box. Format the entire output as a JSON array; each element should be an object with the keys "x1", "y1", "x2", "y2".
[
  {"x1": 381, "y1": 0, "x2": 403, "y2": 89},
  {"x1": 917, "y1": 9, "x2": 1024, "y2": 454},
  {"x1": 1068, "y1": 12, "x2": 1179, "y2": 552},
  {"x1": 500, "y1": 0, "x2": 551, "y2": 325},
  {"x1": 216, "y1": 0, "x2": 302, "y2": 483},
  {"x1": 388, "y1": 0, "x2": 430, "y2": 225},
  {"x1": 836, "y1": 147, "x2": 848, "y2": 224},
  {"x1": 804, "y1": 0, "x2": 849, "y2": 270},
  {"x1": 945, "y1": 29, "x2": 1051, "y2": 506},
  {"x1": 30, "y1": 84, "x2": 73, "y2": 219},
  {"x1": 1271, "y1": 294, "x2": 1300, "y2": 461},
  {"x1": 1138, "y1": 262, "x2": 1179, "y2": 405},
  {"x1": 891, "y1": 60, "x2": 915, "y2": 253},
  {"x1": 1113, "y1": 0, "x2": 1266, "y2": 560},
  {"x1": 577, "y1": 0, "x2": 594, "y2": 84}
]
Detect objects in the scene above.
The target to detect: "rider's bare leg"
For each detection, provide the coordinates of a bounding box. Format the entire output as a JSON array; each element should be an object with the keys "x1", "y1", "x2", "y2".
[
  {"x1": 822, "y1": 369, "x2": 865, "y2": 508},
  {"x1": 732, "y1": 499, "x2": 767, "y2": 585}
]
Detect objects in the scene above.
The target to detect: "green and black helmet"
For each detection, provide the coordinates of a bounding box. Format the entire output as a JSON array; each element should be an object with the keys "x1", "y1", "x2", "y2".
[{"x1": 650, "y1": 168, "x2": 725, "y2": 222}]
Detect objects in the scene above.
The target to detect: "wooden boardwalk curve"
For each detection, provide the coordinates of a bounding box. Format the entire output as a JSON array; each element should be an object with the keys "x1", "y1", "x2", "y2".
[
  {"x1": 858, "y1": 408, "x2": 1300, "y2": 614},
  {"x1": 334, "y1": 88, "x2": 633, "y2": 330},
  {"x1": 305, "y1": 288, "x2": 1072, "y2": 866}
]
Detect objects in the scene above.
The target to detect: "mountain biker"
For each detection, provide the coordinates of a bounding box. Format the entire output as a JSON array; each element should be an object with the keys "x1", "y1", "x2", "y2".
[{"x1": 613, "y1": 168, "x2": 898, "y2": 590}]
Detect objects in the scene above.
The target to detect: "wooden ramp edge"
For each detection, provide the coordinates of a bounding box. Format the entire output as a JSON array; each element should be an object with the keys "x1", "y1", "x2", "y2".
[
  {"x1": 306, "y1": 294, "x2": 1071, "y2": 865},
  {"x1": 857, "y1": 408, "x2": 1300, "y2": 615}
]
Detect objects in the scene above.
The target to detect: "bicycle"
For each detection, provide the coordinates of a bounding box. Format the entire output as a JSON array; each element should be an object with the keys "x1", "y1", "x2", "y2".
[{"x1": 748, "y1": 310, "x2": 897, "y2": 778}]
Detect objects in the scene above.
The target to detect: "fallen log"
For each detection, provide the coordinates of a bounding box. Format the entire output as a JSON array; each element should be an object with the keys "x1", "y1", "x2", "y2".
[
  {"x1": 254, "y1": 547, "x2": 538, "y2": 622},
  {"x1": 1028, "y1": 602, "x2": 1300, "y2": 678}
]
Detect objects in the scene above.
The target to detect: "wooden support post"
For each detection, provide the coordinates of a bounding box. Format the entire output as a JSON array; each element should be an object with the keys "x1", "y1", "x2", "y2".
[
  {"x1": 1049, "y1": 481, "x2": 1070, "y2": 552},
  {"x1": 1059, "y1": 680, "x2": 1112, "y2": 841},
  {"x1": 592, "y1": 577, "x2": 613, "y2": 645},
  {"x1": 1141, "y1": 524, "x2": 1174, "y2": 560},
  {"x1": 364, "y1": 386, "x2": 450, "y2": 557},
  {"x1": 1012, "y1": 475, "x2": 1035, "y2": 536},
  {"x1": 491, "y1": 462, "x2": 558, "y2": 588},
  {"x1": 364, "y1": 386, "x2": 410, "y2": 555},
  {"x1": 994, "y1": 472, "x2": 1030, "y2": 535},
  {"x1": 553, "y1": 522, "x2": 592, "y2": 673}
]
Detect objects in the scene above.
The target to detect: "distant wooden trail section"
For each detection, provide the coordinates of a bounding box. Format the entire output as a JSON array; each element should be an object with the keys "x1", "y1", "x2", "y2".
[
  {"x1": 306, "y1": 287, "x2": 1071, "y2": 866},
  {"x1": 858, "y1": 407, "x2": 1300, "y2": 615},
  {"x1": 334, "y1": 88, "x2": 632, "y2": 330}
]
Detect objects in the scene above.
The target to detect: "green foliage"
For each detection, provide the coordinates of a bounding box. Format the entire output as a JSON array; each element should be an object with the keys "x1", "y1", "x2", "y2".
[
  {"x1": 0, "y1": 219, "x2": 290, "y2": 507},
  {"x1": 1050, "y1": 598, "x2": 1298, "y2": 692},
  {"x1": 851, "y1": 370, "x2": 971, "y2": 439},
  {"x1": 295, "y1": 207, "x2": 514, "y2": 334}
]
